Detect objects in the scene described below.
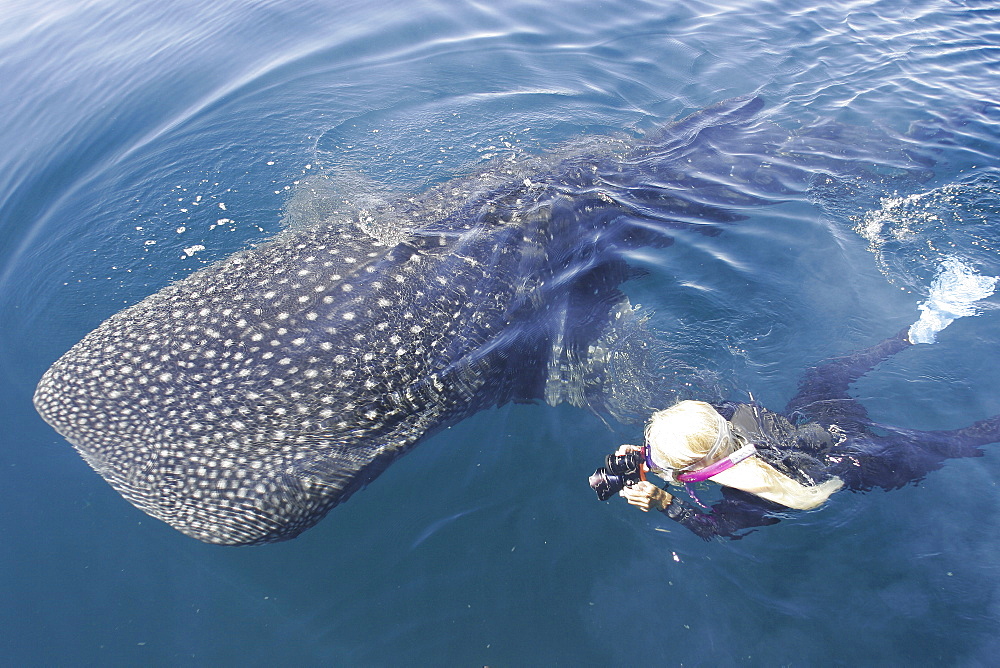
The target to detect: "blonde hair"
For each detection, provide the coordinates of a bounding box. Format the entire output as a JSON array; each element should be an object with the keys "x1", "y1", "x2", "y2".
[{"x1": 645, "y1": 400, "x2": 843, "y2": 510}]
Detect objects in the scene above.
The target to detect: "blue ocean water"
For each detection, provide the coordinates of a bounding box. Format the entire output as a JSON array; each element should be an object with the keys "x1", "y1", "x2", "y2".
[{"x1": 3, "y1": 0, "x2": 1000, "y2": 664}]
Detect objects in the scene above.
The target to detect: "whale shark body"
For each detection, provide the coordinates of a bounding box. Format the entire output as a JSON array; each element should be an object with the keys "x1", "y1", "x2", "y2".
[{"x1": 33, "y1": 97, "x2": 936, "y2": 544}]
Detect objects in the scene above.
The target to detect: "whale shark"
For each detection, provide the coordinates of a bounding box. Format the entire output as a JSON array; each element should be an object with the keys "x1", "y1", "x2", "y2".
[{"x1": 33, "y1": 97, "x2": 937, "y2": 544}]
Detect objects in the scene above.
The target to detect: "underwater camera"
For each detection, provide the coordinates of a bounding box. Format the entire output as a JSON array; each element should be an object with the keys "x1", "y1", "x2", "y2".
[{"x1": 589, "y1": 451, "x2": 644, "y2": 501}]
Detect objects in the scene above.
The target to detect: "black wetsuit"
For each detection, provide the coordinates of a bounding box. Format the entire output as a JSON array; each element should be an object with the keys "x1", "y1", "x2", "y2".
[{"x1": 662, "y1": 331, "x2": 1000, "y2": 539}]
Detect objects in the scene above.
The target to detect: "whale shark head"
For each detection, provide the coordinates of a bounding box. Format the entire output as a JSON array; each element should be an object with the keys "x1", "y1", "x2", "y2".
[{"x1": 34, "y1": 210, "x2": 556, "y2": 543}]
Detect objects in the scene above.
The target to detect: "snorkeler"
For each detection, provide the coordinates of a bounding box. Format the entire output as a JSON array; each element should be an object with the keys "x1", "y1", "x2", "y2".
[
  {"x1": 590, "y1": 330, "x2": 1000, "y2": 539},
  {"x1": 589, "y1": 259, "x2": 1000, "y2": 539}
]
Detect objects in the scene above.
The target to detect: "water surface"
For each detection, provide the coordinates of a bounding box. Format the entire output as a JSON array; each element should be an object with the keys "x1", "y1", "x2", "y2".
[{"x1": 2, "y1": 0, "x2": 1000, "y2": 664}]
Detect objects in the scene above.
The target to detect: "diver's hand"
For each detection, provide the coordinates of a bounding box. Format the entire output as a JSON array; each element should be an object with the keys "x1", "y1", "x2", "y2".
[
  {"x1": 620, "y1": 481, "x2": 672, "y2": 512},
  {"x1": 614, "y1": 444, "x2": 643, "y2": 457}
]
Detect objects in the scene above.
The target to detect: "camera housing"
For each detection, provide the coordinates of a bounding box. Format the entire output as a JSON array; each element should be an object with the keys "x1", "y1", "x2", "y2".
[{"x1": 589, "y1": 451, "x2": 644, "y2": 501}]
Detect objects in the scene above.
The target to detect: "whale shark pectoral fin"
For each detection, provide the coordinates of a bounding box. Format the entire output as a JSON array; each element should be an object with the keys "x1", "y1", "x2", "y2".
[{"x1": 543, "y1": 296, "x2": 665, "y2": 424}]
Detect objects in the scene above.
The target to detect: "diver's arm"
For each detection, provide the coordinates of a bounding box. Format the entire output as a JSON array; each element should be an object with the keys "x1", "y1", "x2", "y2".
[{"x1": 660, "y1": 488, "x2": 783, "y2": 540}]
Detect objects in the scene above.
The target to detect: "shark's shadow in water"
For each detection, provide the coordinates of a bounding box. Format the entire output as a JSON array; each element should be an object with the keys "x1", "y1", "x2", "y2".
[{"x1": 34, "y1": 96, "x2": 943, "y2": 544}]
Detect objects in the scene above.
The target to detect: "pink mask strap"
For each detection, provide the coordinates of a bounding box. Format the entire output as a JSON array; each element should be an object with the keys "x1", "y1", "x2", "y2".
[{"x1": 676, "y1": 443, "x2": 757, "y2": 483}]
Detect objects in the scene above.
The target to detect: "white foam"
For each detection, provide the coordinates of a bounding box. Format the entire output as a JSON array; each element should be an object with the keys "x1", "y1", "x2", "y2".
[{"x1": 908, "y1": 257, "x2": 998, "y2": 344}]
